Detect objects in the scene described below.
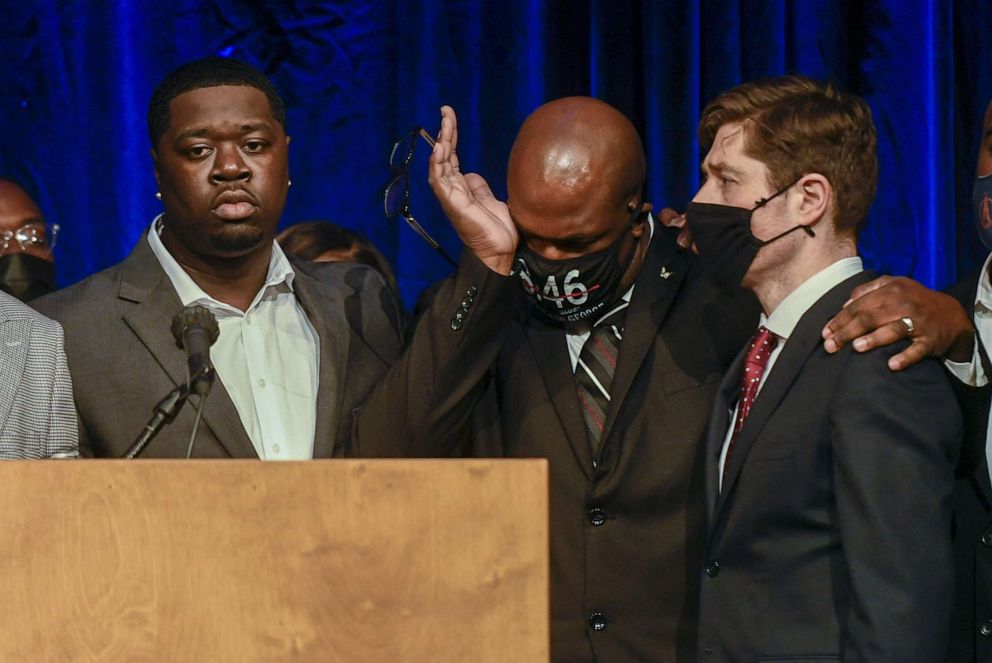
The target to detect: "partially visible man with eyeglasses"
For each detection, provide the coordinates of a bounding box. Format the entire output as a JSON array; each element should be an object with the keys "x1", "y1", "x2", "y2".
[{"x1": 0, "y1": 178, "x2": 58, "y2": 301}]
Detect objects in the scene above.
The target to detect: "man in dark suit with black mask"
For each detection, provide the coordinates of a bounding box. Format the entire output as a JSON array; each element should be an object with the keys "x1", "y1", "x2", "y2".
[{"x1": 687, "y1": 75, "x2": 959, "y2": 662}]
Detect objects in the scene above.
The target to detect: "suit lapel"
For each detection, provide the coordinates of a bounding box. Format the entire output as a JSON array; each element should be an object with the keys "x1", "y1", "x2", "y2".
[
  {"x1": 714, "y1": 271, "x2": 874, "y2": 518},
  {"x1": 290, "y1": 266, "x2": 343, "y2": 458},
  {"x1": 600, "y1": 234, "x2": 690, "y2": 446},
  {"x1": 526, "y1": 314, "x2": 594, "y2": 478},
  {"x1": 0, "y1": 317, "x2": 30, "y2": 434},
  {"x1": 119, "y1": 239, "x2": 258, "y2": 459},
  {"x1": 704, "y1": 348, "x2": 744, "y2": 522}
]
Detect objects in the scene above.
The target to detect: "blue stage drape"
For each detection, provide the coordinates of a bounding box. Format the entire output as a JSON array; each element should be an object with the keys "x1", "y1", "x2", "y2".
[{"x1": 1, "y1": 1, "x2": 990, "y2": 307}]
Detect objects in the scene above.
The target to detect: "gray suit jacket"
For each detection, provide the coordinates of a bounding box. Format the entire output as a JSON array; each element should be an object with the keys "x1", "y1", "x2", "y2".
[
  {"x1": 0, "y1": 291, "x2": 78, "y2": 458},
  {"x1": 33, "y1": 236, "x2": 515, "y2": 458}
]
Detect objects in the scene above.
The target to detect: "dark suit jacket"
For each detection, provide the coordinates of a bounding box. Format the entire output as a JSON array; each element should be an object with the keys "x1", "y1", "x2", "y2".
[
  {"x1": 33, "y1": 236, "x2": 515, "y2": 458},
  {"x1": 947, "y1": 268, "x2": 992, "y2": 662},
  {"x1": 365, "y1": 226, "x2": 758, "y2": 662},
  {"x1": 698, "y1": 272, "x2": 960, "y2": 662}
]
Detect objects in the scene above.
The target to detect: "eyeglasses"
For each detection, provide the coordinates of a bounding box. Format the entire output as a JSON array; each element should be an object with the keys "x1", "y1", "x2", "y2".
[
  {"x1": 384, "y1": 127, "x2": 457, "y2": 267},
  {"x1": 0, "y1": 222, "x2": 59, "y2": 255}
]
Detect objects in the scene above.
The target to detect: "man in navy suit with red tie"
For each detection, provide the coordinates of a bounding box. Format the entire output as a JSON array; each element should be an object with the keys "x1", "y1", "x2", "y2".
[{"x1": 686, "y1": 75, "x2": 961, "y2": 661}]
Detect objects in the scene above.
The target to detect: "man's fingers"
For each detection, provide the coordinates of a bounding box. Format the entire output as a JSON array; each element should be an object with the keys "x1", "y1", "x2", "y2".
[
  {"x1": 658, "y1": 208, "x2": 685, "y2": 228},
  {"x1": 465, "y1": 173, "x2": 493, "y2": 200},
  {"x1": 822, "y1": 306, "x2": 855, "y2": 347},
  {"x1": 888, "y1": 339, "x2": 931, "y2": 371},
  {"x1": 843, "y1": 275, "x2": 893, "y2": 306},
  {"x1": 438, "y1": 107, "x2": 453, "y2": 145},
  {"x1": 677, "y1": 226, "x2": 692, "y2": 250},
  {"x1": 847, "y1": 320, "x2": 908, "y2": 353},
  {"x1": 822, "y1": 302, "x2": 880, "y2": 352}
]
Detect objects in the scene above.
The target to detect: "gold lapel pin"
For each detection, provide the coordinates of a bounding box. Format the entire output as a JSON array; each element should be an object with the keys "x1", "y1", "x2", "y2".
[{"x1": 659, "y1": 267, "x2": 672, "y2": 279}]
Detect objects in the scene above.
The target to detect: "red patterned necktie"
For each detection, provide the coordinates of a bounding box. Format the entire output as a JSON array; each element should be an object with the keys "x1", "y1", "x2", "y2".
[{"x1": 723, "y1": 325, "x2": 779, "y2": 485}]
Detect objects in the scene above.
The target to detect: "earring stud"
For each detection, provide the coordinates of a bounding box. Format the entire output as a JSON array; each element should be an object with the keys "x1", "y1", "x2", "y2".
[{"x1": 155, "y1": 192, "x2": 162, "y2": 200}]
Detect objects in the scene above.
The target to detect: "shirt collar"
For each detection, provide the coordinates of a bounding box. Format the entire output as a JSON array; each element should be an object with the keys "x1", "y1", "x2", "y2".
[
  {"x1": 146, "y1": 214, "x2": 297, "y2": 312},
  {"x1": 762, "y1": 256, "x2": 864, "y2": 341}
]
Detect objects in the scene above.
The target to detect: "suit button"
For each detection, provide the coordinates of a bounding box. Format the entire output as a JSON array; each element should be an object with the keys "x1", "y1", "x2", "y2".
[
  {"x1": 982, "y1": 532, "x2": 992, "y2": 548},
  {"x1": 587, "y1": 507, "x2": 607, "y2": 527},
  {"x1": 588, "y1": 612, "x2": 607, "y2": 631},
  {"x1": 981, "y1": 621, "x2": 992, "y2": 637},
  {"x1": 704, "y1": 560, "x2": 720, "y2": 577}
]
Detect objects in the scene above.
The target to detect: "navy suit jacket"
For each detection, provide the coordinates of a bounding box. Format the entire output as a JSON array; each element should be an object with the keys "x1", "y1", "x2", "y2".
[{"x1": 698, "y1": 271, "x2": 960, "y2": 662}]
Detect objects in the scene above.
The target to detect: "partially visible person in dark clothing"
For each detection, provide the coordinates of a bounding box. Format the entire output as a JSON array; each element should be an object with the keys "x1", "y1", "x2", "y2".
[
  {"x1": 0, "y1": 178, "x2": 58, "y2": 301},
  {"x1": 277, "y1": 221, "x2": 399, "y2": 296}
]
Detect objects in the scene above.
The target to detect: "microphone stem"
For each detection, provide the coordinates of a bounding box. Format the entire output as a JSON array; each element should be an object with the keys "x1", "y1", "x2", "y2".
[
  {"x1": 185, "y1": 394, "x2": 208, "y2": 459},
  {"x1": 123, "y1": 383, "x2": 190, "y2": 459}
]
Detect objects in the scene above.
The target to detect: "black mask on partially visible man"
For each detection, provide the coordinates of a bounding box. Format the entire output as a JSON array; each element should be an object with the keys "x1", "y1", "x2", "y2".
[
  {"x1": 0, "y1": 253, "x2": 55, "y2": 302},
  {"x1": 516, "y1": 204, "x2": 642, "y2": 325},
  {"x1": 685, "y1": 177, "x2": 813, "y2": 291}
]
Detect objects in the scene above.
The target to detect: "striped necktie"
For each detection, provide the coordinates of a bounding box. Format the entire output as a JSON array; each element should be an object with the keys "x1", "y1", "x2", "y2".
[{"x1": 574, "y1": 301, "x2": 629, "y2": 459}]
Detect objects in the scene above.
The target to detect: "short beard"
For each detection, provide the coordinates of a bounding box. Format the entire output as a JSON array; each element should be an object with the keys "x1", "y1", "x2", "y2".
[{"x1": 208, "y1": 224, "x2": 265, "y2": 252}]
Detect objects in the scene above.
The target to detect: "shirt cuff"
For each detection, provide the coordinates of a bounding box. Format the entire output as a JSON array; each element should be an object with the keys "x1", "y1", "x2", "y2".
[{"x1": 944, "y1": 337, "x2": 989, "y2": 387}]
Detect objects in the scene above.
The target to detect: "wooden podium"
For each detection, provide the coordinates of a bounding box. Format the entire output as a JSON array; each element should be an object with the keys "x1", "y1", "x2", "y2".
[{"x1": 0, "y1": 459, "x2": 549, "y2": 662}]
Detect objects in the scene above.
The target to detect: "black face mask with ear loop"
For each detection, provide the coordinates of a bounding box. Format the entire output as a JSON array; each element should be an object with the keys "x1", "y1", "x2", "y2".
[
  {"x1": 0, "y1": 253, "x2": 56, "y2": 302},
  {"x1": 684, "y1": 177, "x2": 814, "y2": 292},
  {"x1": 515, "y1": 202, "x2": 644, "y2": 325}
]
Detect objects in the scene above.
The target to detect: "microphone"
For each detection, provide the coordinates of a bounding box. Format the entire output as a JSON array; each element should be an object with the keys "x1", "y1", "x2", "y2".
[
  {"x1": 170, "y1": 305, "x2": 220, "y2": 396},
  {"x1": 123, "y1": 306, "x2": 220, "y2": 459}
]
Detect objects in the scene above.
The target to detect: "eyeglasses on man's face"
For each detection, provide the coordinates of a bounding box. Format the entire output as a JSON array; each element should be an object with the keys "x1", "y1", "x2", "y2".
[
  {"x1": 0, "y1": 221, "x2": 59, "y2": 256},
  {"x1": 384, "y1": 127, "x2": 456, "y2": 267}
]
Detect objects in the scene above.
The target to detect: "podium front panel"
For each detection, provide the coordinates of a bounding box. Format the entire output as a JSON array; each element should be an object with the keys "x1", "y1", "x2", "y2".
[{"x1": 0, "y1": 459, "x2": 548, "y2": 662}]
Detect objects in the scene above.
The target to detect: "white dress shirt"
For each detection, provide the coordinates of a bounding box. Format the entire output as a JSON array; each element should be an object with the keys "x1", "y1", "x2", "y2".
[
  {"x1": 147, "y1": 216, "x2": 319, "y2": 460},
  {"x1": 718, "y1": 257, "x2": 864, "y2": 490},
  {"x1": 945, "y1": 251, "x2": 992, "y2": 485}
]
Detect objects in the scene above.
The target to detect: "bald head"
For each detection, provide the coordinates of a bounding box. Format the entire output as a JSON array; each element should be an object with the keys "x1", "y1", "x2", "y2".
[
  {"x1": 508, "y1": 97, "x2": 646, "y2": 217},
  {"x1": 506, "y1": 98, "x2": 651, "y2": 300}
]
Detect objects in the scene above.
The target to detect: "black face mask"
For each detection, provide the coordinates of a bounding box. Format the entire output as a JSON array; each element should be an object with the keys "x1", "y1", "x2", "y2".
[
  {"x1": 516, "y1": 205, "x2": 642, "y2": 325},
  {"x1": 0, "y1": 253, "x2": 56, "y2": 302},
  {"x1": 685, "y1": 178, "x2": 813, "y2": 291}
]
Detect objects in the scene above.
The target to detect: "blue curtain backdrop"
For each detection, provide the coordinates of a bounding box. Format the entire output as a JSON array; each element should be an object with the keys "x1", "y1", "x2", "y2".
[{"x1": 1, "y1": 1, "x2": 990, "y2": 307}]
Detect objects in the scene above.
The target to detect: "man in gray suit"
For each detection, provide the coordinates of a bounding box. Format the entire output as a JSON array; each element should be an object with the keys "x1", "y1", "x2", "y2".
[
  {"x1": 0, "y1": 290, "x2": 77, "y2": 458},
  {"x1": 34, "y1": 57, "x2": 515, "y2": 458}
]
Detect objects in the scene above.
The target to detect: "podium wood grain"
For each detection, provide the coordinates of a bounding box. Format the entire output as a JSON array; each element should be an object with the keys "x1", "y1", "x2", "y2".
[{"x1": 0, "y1": 459, "x2": 549, "y2": 662}]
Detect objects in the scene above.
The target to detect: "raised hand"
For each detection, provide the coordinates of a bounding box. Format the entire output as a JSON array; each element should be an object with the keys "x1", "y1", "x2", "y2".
[{"x1": 428, "y1": 105, "x2": 518, "y2": 275}]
